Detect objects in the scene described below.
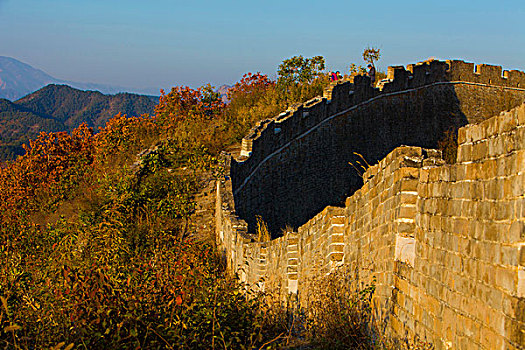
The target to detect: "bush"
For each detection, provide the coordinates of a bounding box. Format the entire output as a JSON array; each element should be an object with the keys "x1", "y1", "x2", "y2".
[{"x1": 0, "y1": 216, "x2": 276, "y2": 349}]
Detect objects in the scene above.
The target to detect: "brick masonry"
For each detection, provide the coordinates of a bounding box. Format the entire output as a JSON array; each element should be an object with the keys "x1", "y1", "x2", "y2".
[
  {"x1": 216, "y1": 60, "x2": 525, "y2": 349},
  {"x1": 231, "y1": 60, "x2": 525, "y2": 236}
]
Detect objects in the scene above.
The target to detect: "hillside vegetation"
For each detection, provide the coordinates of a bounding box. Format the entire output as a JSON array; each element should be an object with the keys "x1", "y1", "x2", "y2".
[
  {"x1": 0, "y1": 84, "x2": 157, "y2": 162},
  {"x1": 0, "y1": 56, "x2": 337, "y2": 349},
  {"x1": 0, "y1": 98, "x2": 64, "y2": 160}
]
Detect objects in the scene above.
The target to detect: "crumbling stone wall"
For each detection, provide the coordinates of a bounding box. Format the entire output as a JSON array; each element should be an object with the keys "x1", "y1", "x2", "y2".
[
  {"x1": 231, "y1": 60, "x2": 525, "y2": 236},
  {"x1": 216, "y1": 102, "x2": 525, "y2": 349}
]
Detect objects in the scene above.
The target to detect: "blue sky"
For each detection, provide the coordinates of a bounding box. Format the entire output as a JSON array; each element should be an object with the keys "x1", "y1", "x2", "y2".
[{"x1": 0, "y1": 0, "x2": 523, "y2": 92}]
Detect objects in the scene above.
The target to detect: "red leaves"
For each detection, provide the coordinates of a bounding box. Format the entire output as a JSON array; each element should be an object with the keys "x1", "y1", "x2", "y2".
[
  {"x1": 227, "y1": 72, "x2": 274, "y2": 101},
  {"x1": 0, "y1": 123, "x2": 95, "y2": 222},
  {"x1": 155, "y1": 85, "x2": 225, "y2": 128},
  {"x1": 93, "y1": 113, "x2": 157, "y2": 162}
]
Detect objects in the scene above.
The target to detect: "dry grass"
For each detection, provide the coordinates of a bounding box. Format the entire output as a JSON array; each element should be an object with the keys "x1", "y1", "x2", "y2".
[{"x1": 256, "y1": 215, "x2": 271, "y2": 242}]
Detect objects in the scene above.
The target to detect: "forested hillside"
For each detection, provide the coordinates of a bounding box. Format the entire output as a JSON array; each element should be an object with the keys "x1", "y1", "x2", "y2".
[
  {"x1": 0, "y1": 98, "x2": 64, "y2": 160},
  {"x1": 16, "y1": 84, "x2": 158, "y2": 128},
  {"x1": 0, "y1": 56, "x2": 348, "y2": 349},
  {"x1": 0, "y1": 85, "x2": 158, "y2": 161}
]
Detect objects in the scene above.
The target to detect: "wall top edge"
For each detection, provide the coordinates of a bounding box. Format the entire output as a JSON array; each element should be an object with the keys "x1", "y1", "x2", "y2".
[{"x1": 233, "y1": 59, "x2": 524, "y2": 164}]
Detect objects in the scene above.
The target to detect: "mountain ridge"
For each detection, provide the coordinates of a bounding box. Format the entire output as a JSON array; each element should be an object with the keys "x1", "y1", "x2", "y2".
[
  {"x1": 0, "y1": 84, "x2": 158, "y2": 161},
  {"x1": 0, "y1": 56, "x2": 161, "y2": 100}
]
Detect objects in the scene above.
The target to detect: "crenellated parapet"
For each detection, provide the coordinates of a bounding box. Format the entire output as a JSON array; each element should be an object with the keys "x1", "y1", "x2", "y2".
[
  {"x1": 234, "y1": 60, "x2": 524, "y2": 174},
  {"x1": 446, "y1": 60, "x2": 525, "y2": 87},
  {"x1": 231, "y1": 59, "x2": 525, "y2": 236},
  {"x1": 217, "y1": 102, "x2": 525, "y2": 349},
  {"x1": 235, "y1": 60, "x2": 525, "y2": 166}
]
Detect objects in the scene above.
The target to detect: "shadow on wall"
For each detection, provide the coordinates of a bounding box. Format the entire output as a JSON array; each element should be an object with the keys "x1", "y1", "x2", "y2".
[{"x1": 230, "y1": 60, "x2": 525, "y2": 237}]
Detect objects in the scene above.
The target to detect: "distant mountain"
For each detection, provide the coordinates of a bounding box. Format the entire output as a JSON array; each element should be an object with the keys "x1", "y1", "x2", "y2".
[
  {"x1": 16, "y1": 84, "x2": 158, "y2": 129},
  {"x1": 0, "y1": 56, "x2": 160, "y2": 100},
  {"x1": 0, "y1": 56, "x2": 57, "y2": 100},
  {"x1": 0, "y1": 84, "x2": 158, "y2": 161}
]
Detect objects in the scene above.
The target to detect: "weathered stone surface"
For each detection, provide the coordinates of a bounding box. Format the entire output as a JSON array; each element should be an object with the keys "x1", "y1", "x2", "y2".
[
  {"x1": 232, "y1": 60, "x2": 525, "y2": 236},
  {"x1": 217, "y1": 61, "x2": 525, "y2": 350}
]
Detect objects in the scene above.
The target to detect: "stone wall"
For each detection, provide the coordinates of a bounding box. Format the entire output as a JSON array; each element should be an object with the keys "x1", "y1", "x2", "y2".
[
  {"x1": 231, "y1": 60, "x2": 525, "y2": 236},
  {"x1": 216, "y1": 102, "x2": 525, "y2": 349},
  {"x1": 396, "y1": 105, "x2": 525, "y2": 349}
]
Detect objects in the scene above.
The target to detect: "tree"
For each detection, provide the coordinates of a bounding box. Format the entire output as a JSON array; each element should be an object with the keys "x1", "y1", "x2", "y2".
[
  {"x1": 200, "y1": 83, "x2": 223, "y2": 111},
  {"x1": 277, "y1": 55, "x2": 325, "y2": 86},
  {"x1": 349, "y1": 63, "x2": 367, "y2": 75},
  {"x1": 362, "y1": 47, "x2": 381, "y2": 68},
  {"x1": 155, "y1": 85, "x2": 225, "y2": 127}
]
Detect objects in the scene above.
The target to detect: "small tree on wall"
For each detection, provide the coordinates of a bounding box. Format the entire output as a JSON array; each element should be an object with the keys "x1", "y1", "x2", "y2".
[{"x1": 362, "y1": 46, "x2": 381, "y2": 68}]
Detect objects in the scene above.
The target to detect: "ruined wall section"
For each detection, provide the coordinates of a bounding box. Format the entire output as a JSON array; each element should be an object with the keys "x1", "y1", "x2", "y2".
[
  {"x1": 340, "y1": 147, "x2": 444, "y2": 326},
  {"x1": 217, "y1": 159, "x2": 348, "y2": 299},
  {"x1": 216, "y1": 102, "x2": 525, "y2": 349},
  {"x1": 231, "y1": 60, "x2": 525, "y2": 235}
]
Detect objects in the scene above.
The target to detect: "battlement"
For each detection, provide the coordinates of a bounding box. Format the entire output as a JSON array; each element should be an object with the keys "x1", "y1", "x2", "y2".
[
  {"x1": 230, "y1": 59, "x2": 525, "y2": 236},
  {"x1": 233, "y1": 60, "x2": 525, "y2": 183},
  {"x1": 217, "y1": 102, "x2": 525, "y2": 349}
]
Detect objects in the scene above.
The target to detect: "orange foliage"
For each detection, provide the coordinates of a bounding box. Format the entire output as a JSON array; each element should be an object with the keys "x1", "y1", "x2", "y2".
[
  {"x1": 93, "y1": 112, "x2": 157, "y2": 163},
  {"x1": 155, "y1": 86, "x2": 224, "y2": 128},
  {"x1": 0, "y1": 123, "x2": 94, "y2": 221},
  {"x1": 227, "y1": 72, "x2": 275, "y2": 101}
]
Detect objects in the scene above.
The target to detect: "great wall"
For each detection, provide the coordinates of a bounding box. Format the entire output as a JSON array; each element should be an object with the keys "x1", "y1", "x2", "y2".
[{"x1": 215, "y1": 59, "x2": 525, "y2": 349}]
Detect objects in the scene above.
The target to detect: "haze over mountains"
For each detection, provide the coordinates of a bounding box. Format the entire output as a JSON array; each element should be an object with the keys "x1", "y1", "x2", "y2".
[
  {"x1": 0, "y1": 84, "x2": 158, "y2": 161},
  {"x1": 0, "y1": 56, "x2": 161, "y2": 100},
  {"x1": 0, "y1": 55, "x2": 234, "y2": 162}
]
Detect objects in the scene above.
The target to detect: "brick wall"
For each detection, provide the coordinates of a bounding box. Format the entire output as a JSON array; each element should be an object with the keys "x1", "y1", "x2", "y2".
[
  {"x1": 397, "y1": 104, "x2": 525, "y2": 349},
  {"x1": 231, "y1": 60, "x2": 525, "y2": 236},
  {"x1": 216, "y1": 102, "x2": 525, "y2": 349}
]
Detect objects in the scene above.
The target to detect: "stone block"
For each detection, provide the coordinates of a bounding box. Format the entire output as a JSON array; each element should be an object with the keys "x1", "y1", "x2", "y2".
[
  {"x1": 487, "y1": 114, "x2": 499, "y2": 136},
  {"x1": 487, "y1": 138, "x2": 498, "y2": 157},
  {"x1": 398, "y1": 204, "x2": 417, "y2": 219},
  {"x1": 457, "y1": 127, "x2": 467, "y2": 144},
  {"x1": 457, "y1": 144, "x2": 471, "y2": 162},
  {"x1": 495, "y1": 201, "x2": 513, "y2": 221},
  {"x1": 395, "y1": 235, "x2": 416, "y2": 266},
  {"x1": 500, "y1": 245, "x2": 519, "y2": 267},
  {"x1": 513, "y1": 173, "x2": 525, "y2": 198},
  {"x1": 499, "y1": 112, "x2": 518, "y2": 133},
  {"x1": 510, "y1": 220, "x2": 525, "y2": 242},
  {"x1": 288, "y1": 279, "x2": 298, "y2": 294},
  {"x1": 517, "y1": 106, "x2": 525, "y2": 126},
  {"x1": 472, "y1": 142, "x2": 488, "y2": 161},
  {"x1": 398, "y1": 179, "x2": 419, "y2": 193},
  {"x1": 329, "y1": 252, "x2": 344, "y2": 261},
  {"x1": 481, "y1": 158, "x2": 497, "y2": 179},
  {"x1": 504, "y1": 152, "x2": 518, "y2": 176},
  {"x1": 495, "y1": 266, "x2": 517, "y2": 295},
  {"x1": 396, "y1": 220, "x2": 416, "y2": 234},
  {"x1": 420, "y1": 168, "x2": 430, "y2": 183},
  {"x1": 518, "y1": 267, "x2": 525, "y2": 298},
  {"x1": 470, "y1": 124, "x2": 482, "y2": 142},
  {"x1": 518, "y1": 198, "x2": 525, "y2": 219}
]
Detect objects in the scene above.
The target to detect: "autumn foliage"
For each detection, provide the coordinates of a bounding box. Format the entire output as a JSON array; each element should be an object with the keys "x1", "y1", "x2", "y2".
[{"x1": 0, "y1": 55, "x2": 334, "y2": 349}]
